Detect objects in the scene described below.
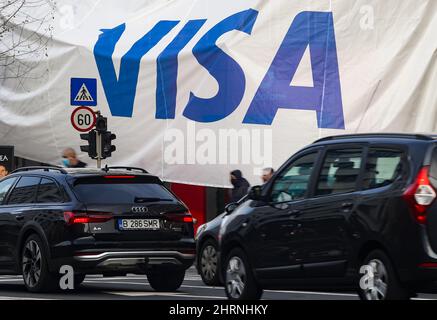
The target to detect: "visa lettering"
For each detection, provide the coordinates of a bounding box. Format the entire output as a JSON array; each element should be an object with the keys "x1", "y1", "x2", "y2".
[{"x1": 94, "y1": 10, "x2": 344, "y2": 129}]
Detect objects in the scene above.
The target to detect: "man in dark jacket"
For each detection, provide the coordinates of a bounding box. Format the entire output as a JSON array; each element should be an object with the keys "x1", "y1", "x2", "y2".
[
  {"x1": 61, "y1": 148, "x2": 87, "y2": 168},
  {"x1": 229, "y1": 169, "x2": 250, "y2": 203}
]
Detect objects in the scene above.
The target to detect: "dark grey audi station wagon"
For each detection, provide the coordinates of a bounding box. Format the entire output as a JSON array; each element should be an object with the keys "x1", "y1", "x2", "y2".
[{"x1": 0, "y1": 166, "x2": 195, "y2": 292}]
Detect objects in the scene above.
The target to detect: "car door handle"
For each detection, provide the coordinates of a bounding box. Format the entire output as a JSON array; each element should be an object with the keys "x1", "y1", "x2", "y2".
[
  {"x1": 241, "y1": 219, "x2": 249, "y2": 227},
  {"x1": 341, "y1": 202, "x2": 354, "y2": 211},
  {"x1": 15, "y1": 215, "x2": 24, "y2": 221}
]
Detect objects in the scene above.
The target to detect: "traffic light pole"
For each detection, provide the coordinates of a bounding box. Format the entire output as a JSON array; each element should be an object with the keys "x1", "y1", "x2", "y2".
[{"x1": 96, "y1": 130, "x2": 102, "y2": 168}]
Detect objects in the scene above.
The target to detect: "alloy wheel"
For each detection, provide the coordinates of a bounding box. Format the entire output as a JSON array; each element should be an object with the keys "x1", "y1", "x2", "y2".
[
  {"x1": 226, "y1": 256, "x2": 246, "y2": 299},
  {"x1": 200, "y1": 245, "x2": 218, "y2": 282},
  {"x1": 22, "y1": 240, "x2": 42, "y2": 288},
  {"x1": 362, "y1": 258, "x2": 388, "y2": 300}
]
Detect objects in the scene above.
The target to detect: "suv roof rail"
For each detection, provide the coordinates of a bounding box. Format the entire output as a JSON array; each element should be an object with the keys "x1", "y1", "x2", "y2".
[
  {"x1": 10, "y1": 166, "x2": 68, "y2": 174},
  {"x1": 313, "y1": 133, "x2": 437, "y2": 143},
  {"x1": 103, "y1": 166, "x2": 148, "y2": 174}
]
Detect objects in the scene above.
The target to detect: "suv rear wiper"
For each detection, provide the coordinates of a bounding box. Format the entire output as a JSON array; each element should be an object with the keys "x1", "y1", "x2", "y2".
[{"x1": 134, "y1": 197, "x2": 173, "y2": 203}]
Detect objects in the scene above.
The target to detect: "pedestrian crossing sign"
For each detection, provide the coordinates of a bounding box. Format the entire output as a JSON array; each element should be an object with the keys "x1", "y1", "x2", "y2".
[{"x1": 70, "y1": 78, "x2": 97, "y2": 106}]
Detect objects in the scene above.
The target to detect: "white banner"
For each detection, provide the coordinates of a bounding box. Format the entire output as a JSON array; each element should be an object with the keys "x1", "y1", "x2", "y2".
[{"x1": 0, "y1": 0, "x2": 436, "y2": 187}]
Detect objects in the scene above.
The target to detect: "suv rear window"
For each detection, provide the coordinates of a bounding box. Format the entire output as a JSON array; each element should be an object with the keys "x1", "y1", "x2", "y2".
[
  {"x1": 72, "y1": 177, "x2": 178, "y2": 204},
  {"x1": 362, "y1": 148, "x2": 403, "y2": 189},
  {"x1": 36, "y1": 178, "x2": 64, "y2": 203}
]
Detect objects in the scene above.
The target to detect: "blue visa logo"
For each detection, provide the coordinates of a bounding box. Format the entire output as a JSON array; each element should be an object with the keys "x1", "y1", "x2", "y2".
[{"x1": 93, "y1": 10, "x2": 344, "y2": 129}]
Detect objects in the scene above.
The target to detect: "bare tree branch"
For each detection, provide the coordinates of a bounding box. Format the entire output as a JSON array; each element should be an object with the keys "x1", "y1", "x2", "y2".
[{"x1": 0, "y1": 0, "x2": 54, "y2": 82}]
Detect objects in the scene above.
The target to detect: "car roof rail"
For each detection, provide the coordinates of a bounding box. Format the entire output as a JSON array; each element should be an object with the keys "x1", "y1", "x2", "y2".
[
  {"x1": 102, "y1": 166, "x2": 149, "y2": 174},
  {"x1": 313, "y1": 133, "x2": 437, "y2": 143},
  {"x1": 10, "y1": 166, "x2": 68, "y2": 174}
]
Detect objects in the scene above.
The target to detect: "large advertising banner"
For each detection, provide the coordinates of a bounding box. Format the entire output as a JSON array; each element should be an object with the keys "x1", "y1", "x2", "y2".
[{"x1": 0, "y1": 0, "x2": 436, "y2": 187}]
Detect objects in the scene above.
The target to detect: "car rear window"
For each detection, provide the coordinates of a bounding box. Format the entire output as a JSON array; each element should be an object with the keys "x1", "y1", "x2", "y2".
[
  {"x1": 37, "y1": 178, "x2": 64, "y2": 203},
  {"x1": 362, "y1": 148, "x2": 404, "y2": 190},
  {"x1": 72, "y1": 177, "x2": 178, "y2": 204}
]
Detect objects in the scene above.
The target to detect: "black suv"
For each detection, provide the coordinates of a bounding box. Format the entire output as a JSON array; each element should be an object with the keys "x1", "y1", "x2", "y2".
[
  {"x1": 219, "y1": 133, "x2": 437, "y2": 300},
  {"x1": 0, "y1": 166, "x2": 195, "y2": 292}
]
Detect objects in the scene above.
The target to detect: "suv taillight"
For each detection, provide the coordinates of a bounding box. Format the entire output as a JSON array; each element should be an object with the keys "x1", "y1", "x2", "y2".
[
  {"x1": 64, "y1": 211, "x2": 113, "y2": 225},
  {"x1": 402, "y1": 166, "x2": 436, "y2": 224},
  {"x1": 163, "y1": 212, "x2": 194, "y2": 223}
]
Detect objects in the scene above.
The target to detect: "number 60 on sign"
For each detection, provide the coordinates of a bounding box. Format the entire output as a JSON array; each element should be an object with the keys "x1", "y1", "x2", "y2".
[{"x1": 71, "y1": 106, "x2": 97, "y2": 132}]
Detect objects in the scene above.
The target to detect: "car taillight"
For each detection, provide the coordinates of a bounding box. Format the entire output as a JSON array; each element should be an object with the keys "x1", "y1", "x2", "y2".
[
  {"x1": 63, "y1": 211, "x2": 113, "y2": 225},
  {"x1": 103, "y1": 175, "x2": 135, "y2": 179},
  {"x1": 419, "y1": 262, "x2": 437, "y2": 268},
  {"x1": 164, "y1": 212, "x2": 194, "y2": 223},
  {"x1": 402, "y1": 166, "x2": 436, "y2": 224}
]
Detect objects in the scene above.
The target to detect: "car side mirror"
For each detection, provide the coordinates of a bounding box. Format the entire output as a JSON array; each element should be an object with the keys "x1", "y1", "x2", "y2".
[
  {"x1": 225, "y1": 202, "x2": 238, "y2": 215},
  {"x1": 247, "y1": 185, "x2": 263, "y2": 201}
]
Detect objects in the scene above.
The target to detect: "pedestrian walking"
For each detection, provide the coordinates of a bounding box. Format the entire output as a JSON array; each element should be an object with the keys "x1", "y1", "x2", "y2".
[{"x1": 229, "y1": 169, "x2": 250, "y2": 203}]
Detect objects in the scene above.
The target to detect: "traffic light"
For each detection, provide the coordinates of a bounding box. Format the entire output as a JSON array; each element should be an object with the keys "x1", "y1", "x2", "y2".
[
  {"x1": 95, "y1": 115, "x2": 107, "y2": 132},
  {"x1": 101, "y1": 131, "x2": 116, "y2": 159},
  {"x1": 80, "y1": 130, "x2": 97, "y2": 159},
  {"x1": 78, "y1": 112, "x2": 117, "y2": 163}
]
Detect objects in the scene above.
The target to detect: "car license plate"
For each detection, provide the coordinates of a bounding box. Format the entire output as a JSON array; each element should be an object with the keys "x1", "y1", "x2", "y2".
[{"x1": 118, "y1": 219, "x2": 160, "y2": 230}]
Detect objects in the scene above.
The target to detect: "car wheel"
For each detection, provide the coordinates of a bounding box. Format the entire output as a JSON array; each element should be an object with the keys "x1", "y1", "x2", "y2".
[
  {"x1": 147, "y1": 268, "x2": 185, "y2": 291},
  {"x1": 21, "y1": 234, "x2": 59, "y2": 293},
  {"x1": 224, "y1": 247, "x2": 263, "y2": 300},
  {"x1": 199, "y1": 239, "x2": 221, "y2": 286},
  {"x1": 358, "y1": 249, "x2": 411, "y2": 300}
]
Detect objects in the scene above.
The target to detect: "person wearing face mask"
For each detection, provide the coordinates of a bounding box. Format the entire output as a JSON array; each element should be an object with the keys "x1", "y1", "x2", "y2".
[
  {"x1": 61, "y1": 148, "x2": 87, "y2": 168},
  {"x1": 229, "y1": 169, "x2": 250, "y2": 203}
]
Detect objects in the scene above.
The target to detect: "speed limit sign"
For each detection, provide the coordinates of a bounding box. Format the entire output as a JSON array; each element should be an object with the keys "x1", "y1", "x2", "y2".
[{"x1": 71, "y1": 106, "x2": 96, "y2": 132}]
